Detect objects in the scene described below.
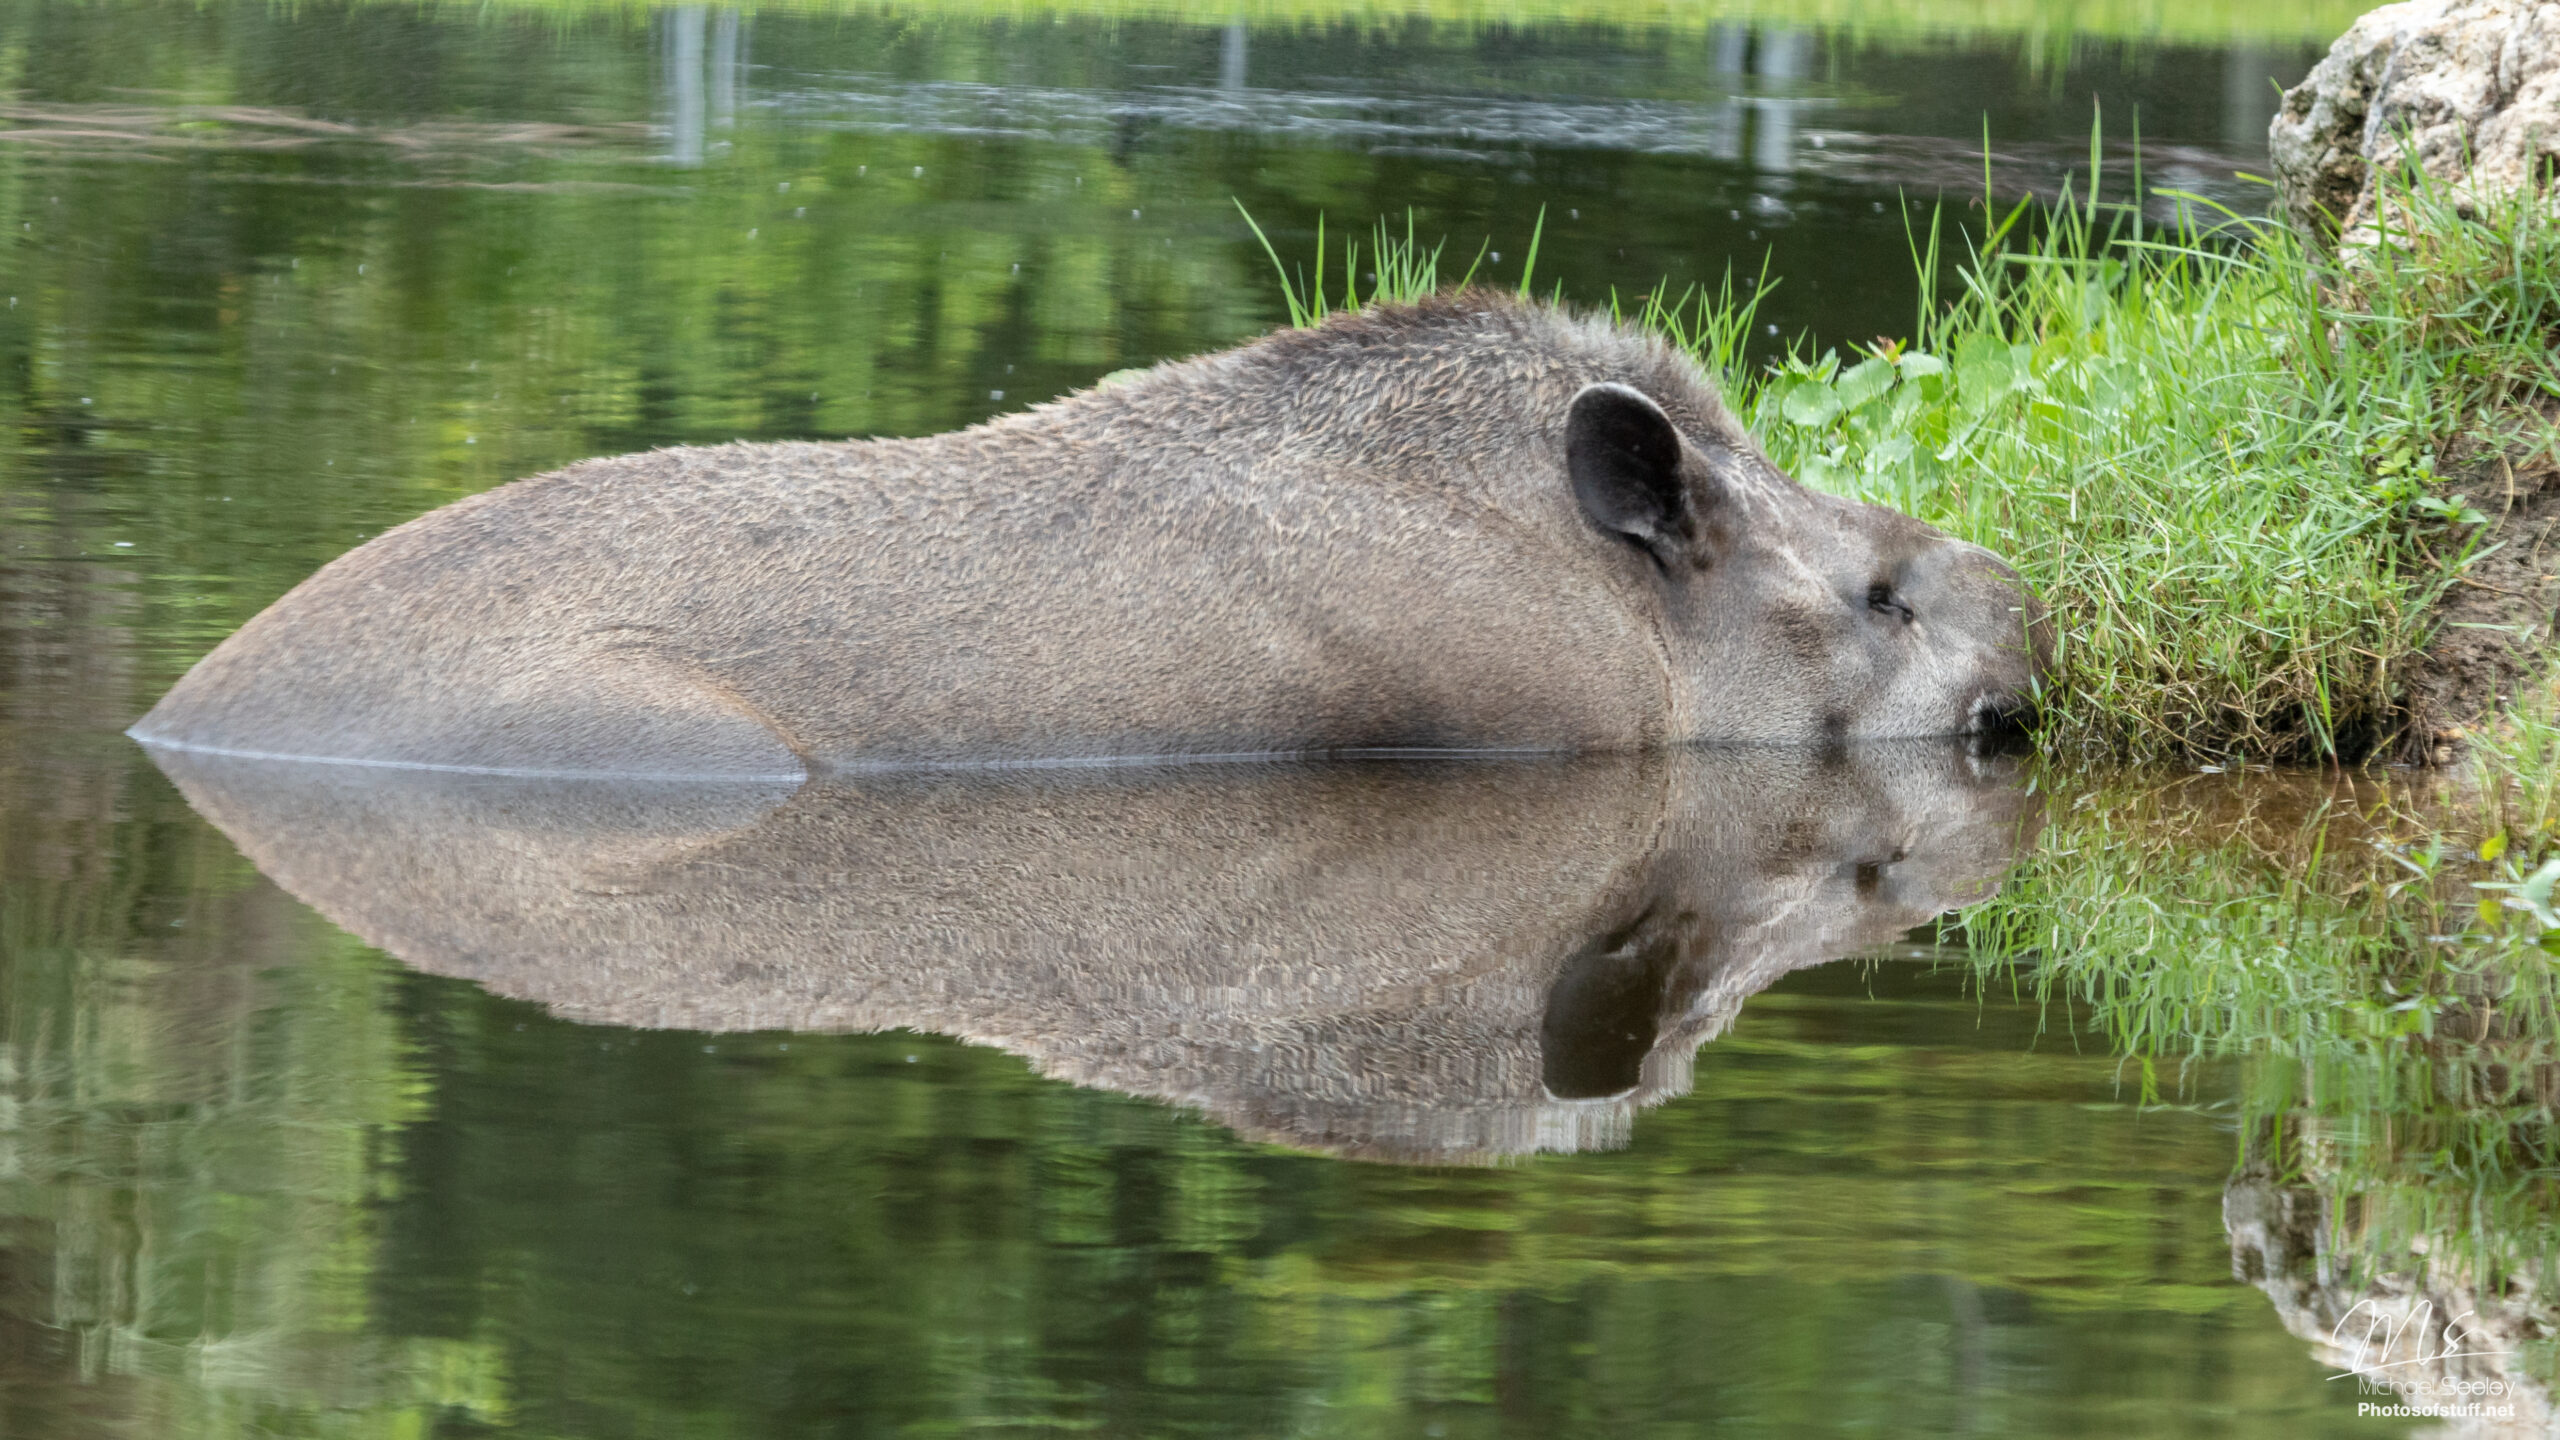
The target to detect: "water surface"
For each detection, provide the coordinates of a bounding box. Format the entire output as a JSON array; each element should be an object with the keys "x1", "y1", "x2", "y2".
[{"x1": 0, "y1": 1, "x2": 2536, "y2": 1435}]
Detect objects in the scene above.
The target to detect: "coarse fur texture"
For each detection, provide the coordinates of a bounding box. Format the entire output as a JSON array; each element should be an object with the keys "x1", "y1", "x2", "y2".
[
  {"x1": 132, "y1": 293, "x2": 2048, "y2": 777},
  {"x1": 147, "y1": 741, "x2": 2039, "y2": 1163}
]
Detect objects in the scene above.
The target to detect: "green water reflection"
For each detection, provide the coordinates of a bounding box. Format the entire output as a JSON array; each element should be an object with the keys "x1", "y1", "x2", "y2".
[
  {"x1": 0, "y1": 753, "x2": 2380, "y2": 1435},
  {"x1": 1, "y1": 0, "x2": 2549, "y2": 1433}
]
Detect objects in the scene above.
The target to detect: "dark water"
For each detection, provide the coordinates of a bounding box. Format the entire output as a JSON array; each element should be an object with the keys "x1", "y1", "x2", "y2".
[{"x1": 0, "y1": 0, "x2": 2496, "y2": 1434}]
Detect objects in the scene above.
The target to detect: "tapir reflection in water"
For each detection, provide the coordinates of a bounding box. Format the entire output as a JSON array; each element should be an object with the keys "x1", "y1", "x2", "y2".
[
  {"x1": 132, "y1": 294, "x2": 2046, "y2": 773},
  {"x1": 150, "y1": 741, "x2": 2041, "y2": 1163}
]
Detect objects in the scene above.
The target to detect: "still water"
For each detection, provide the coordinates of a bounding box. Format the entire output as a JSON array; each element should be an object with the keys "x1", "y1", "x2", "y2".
[{"x1": 0, "y1": 0, "x2": 2533, "y2": 1434}]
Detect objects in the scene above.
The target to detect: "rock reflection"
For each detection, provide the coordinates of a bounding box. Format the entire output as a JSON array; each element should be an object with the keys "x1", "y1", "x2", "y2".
[
  {"x1": 2227, "y1": 1169, "x2": 2557, "y2": 1435},
  {"x1": 147, "y1": 742, "x2": 2040, "y2": 1163}
]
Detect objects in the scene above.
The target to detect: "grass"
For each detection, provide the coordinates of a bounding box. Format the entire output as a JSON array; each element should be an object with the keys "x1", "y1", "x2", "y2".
[
  {"x1": 1253, "y1": 155, "x2": 2560, "y2": 764},
  {"x1": 2478, "y1": 681, "x2": 2560, "y2": 861},
  {"x1": 1704, "y1": 166, "x2": 2557, "y2": 762},
  {"x1": 1731, "y1": 210, "x2": 2409, "y2": 761}
]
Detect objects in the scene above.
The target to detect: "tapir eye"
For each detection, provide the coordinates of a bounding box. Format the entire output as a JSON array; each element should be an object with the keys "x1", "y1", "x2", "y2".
[{"x1": 1866, "y1": 582, "x2": 1913, "y2": 623}]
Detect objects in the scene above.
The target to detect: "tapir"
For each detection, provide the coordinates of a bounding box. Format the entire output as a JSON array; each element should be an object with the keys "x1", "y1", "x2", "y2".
[{"x1": 133, "y1": 293, "x2": 2047, "y2": 776}]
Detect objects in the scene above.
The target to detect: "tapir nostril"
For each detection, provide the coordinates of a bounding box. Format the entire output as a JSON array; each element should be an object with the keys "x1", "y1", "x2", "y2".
[{"x1": 1968, "y1": 691, "x2": 2037, "y2": 736}]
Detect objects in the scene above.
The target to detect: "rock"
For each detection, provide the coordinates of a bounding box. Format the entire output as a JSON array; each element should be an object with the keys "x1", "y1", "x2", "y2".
[{"x1": 2270, "y1": 0, "x2": 2560, "y2": 243}]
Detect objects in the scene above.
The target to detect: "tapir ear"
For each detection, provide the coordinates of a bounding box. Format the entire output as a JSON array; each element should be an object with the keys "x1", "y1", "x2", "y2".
[
  {"x1": 1541, "y1": 911, "x2": 1678, "y2": 1101},
  {"x1": 1566, "y1": 382, "x2": 1691, "y2": 563}
]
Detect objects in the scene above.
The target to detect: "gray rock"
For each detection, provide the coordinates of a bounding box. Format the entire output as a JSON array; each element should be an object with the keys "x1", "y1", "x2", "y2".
[{"x1": 2271, "y1": 0, "x2": 2560, "y2": 242}]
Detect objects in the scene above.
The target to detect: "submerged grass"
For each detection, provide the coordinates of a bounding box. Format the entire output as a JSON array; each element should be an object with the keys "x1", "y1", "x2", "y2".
[{"x1": 1255, "y1": 153, "x2": 2560, "y2": 762}]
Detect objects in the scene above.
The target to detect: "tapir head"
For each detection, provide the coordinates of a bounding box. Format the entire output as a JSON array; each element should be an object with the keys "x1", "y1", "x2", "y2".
[{"x1": 1565, "y1": 380, "x2": 2053, "y2": 745}]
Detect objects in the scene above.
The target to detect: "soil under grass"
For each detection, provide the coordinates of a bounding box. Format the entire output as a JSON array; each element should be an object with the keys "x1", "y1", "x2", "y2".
[{"x1": 2397, "y1": 394, "x2": 2560, "y2": 761}]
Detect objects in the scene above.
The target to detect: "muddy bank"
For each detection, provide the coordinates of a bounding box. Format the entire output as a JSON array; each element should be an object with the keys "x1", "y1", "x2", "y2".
[{"x1": 2400, "y1": 395, "x2": 2560, "y2": 761}]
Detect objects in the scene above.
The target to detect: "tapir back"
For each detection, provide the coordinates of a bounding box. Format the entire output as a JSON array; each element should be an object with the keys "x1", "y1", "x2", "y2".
[{"x1": 135, "y1": 301, "x2": 1689, "y2": 776}]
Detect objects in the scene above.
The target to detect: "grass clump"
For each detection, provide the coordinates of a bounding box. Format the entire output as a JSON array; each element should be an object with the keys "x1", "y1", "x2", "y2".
[
  {"x1": 1703, "y1": 167, "x2": 2560, "y2": 762},
  {"x1": 2468, "y1": 679, "x2": 2560, "y2": 942},
  {"x1": 1256, "y1": 157, "x2": 2560, "y2": 762},
  {"x1": 1710, "y1": 204, "x2": 2423, "y2": 762}
]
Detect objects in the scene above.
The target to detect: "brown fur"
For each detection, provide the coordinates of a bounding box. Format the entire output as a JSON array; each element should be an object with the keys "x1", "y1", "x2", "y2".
[
  {"x1": 133, "y1": 294, "x2": 2046, "y2": 776},
  {"x1": 149, "y1": 741, "x2": 2040, "y2": 1163}
]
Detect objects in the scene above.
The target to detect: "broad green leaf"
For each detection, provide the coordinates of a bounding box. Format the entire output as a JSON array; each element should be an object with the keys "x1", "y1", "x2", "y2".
[
  {"x1": 1835, "y1": 356, "x2": 1896, "y2": 412},
  {"x1": 1782, "y1": 382, "x2": 1845, "y2": 428},
  {"x1": 1953, "y1": 333, "x2": 2011, "y2": 401}
]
